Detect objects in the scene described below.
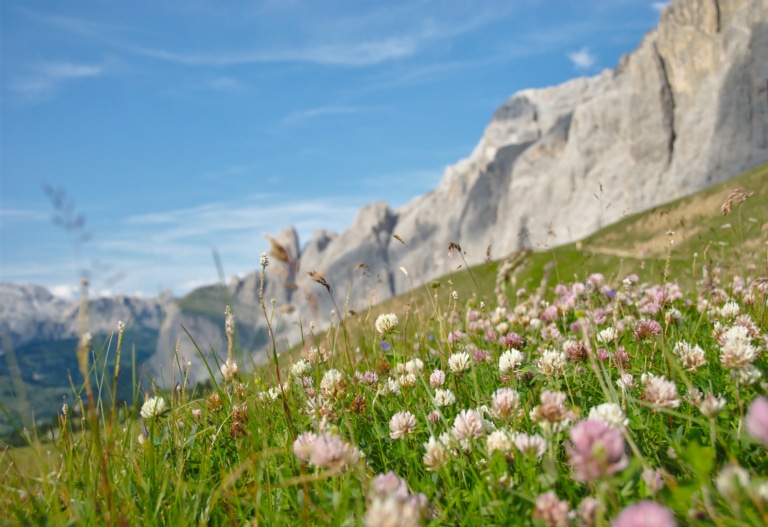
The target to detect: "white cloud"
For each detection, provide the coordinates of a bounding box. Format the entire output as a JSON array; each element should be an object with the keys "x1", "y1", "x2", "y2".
[
  {"x1": 650, "y1": 2, "x2": 671, "y2": 12},
  {"x1": 283, "y1": 106, "x2": 363, "y2": 125},
  {"x1": 567, "y1": 47, "x2": 597, "y2": 70},
  {"x1": 205, "y1": 77, "x2": 247, "y2": 93},
  {"x1": 130, "y1": 37, "x2": 415, "y2": 67},
  {"x1": 50, "y1": 284, "x2": 78, "y2": 300},
  {"x1": 9, "y1": 61, "x2": 103, "y2": 101}
]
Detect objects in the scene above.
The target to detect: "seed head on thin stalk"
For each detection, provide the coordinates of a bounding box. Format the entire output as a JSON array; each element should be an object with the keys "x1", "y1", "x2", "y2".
[{"x1": 259, "y1": 251, "x2": 296, "y2": 440}]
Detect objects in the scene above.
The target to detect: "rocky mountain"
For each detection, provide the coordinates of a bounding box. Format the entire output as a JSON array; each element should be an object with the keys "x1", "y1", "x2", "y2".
[
  {"x1": 0, "y1": 283, "x2": 164, "y2": 348},
  {"x1": 149, "y1": 0, "x2": 768, "y2": 380},
  {"x1": 3, "y1": 0, "x2": 767, "y2": 386}
]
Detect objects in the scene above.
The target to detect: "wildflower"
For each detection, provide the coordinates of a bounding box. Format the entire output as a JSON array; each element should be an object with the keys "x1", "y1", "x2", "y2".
[
  {"x1": 355, "y1": 371, "x2": 379, "y2": 385},
  {"x1": 512, "y1": 432, "x2": 547, "y2": 458},
  {"x1": 398, "y1": 373, "x2": 417, "y2": 388},
  {"x1": 499, "y1": 349, "x2": 525, "y2": 374},
  {"x1": 423, "y1": 435, "x2": 451, "y2": 472},
  {"x1": 563, "y1": 339, "x2": 589, "y2": 362},
  {"x1": 531, "y1": 391, "x2": 570, "y2": 424},
  {"x1": 427, "y1": 410, "x2": 441, "y2": 424},
  {"x1": 486, "y1": 430, "x2": 514, "y2": 456},
  {"x1": 641, "y1": 374, "x2": 680, "y2": 410},
  {"x1": 364, "y1": 472, "x2": 428, "y2": 527},
  {"x1": 291, "y1": 359, "x2": 312, "y2": 378},
  {"x1": 380, "y1": 378, "x2": 401, "y2": 396},
  {"x1": 720, "y1": 325, "x2": 757, "y2": 369},
  {"x1": 220, "y1": 359, "x2": 239, "y2": 381},
  {"x1": 309, "y1": 432, "x2": 361, "y2": 472},
  {"x1": 403, "y1": 358, "x2": 424, "y2": 375},
  {"x1": 320, "y1": 369, "x2": 346, "y2": 399},
  {"x1": 577, "y1": 497, "x2": 599, "y2": 527},
  {"x1": 140, "y1": 396, "x2": 166, "y2": 419},
  {"x1": 633, "y1": 320, "x2": 661, "y2": 340},
  {"x1": 191, "y1": 408, "x2": 202, "y2": 420},
  {"x1": 745, "y1": 396, "x2": 768, "y2": 446},
  {"x1": 616, "y1": 373, "x2": 634, "y2": 390},
  {"x1": 307, "y1": 345, "x2": 330, "y2": 364},
  {"x1": 491, "y1": 387, "x2": 521, "y2": 420},
  {"x1": 719, "y1": 301, "x2": 740, "y2": 319},
  {"x1": 537, "y1": 349, "x2": 566, "y2": 377},
  {"x1": 532, "y1": 491, "x2": 570, "y2": 527},
  {"x1": 672, "y1": 341, "x2": 707, "y2": 372},
  {"x1": 716, "y1": 464, "x2": 750, "y2": 501},
  {"x1": 375, "y1": 313, "x2": 399, "y2": 334},
  {"x1": 698, "y1": 393, "x2": 727, "y2": 419},
  {"x1": 429, "y1": 369, "x2": 446, "y2": 388},
  {"x1": 567, "y1": 419, "x2": 628, "y2": 482},
  {"x1": 589, "y1": 403, "x2": 628, "y2": 428},
  {"x1": 612, "y1": 501, "x2": 676, "y2": 527},
  {"x1": 448, "y1": 351, "x2": 472, "y2": 374},
  {"x1": 501, "y1": 332, "x2": 526, "y2": 349},
  {"x1": 642, "y1": 468, "x2": 665, "y2": 495},
  {"x1": 598, "y1": 327, "x2": 618, "y2": 344},
  {"x1": 730, "y1": 364, "x2": 762, "y2": 385},
  {"x1": 434, "y1": 389, "x2": 456, "y2": 407},
  {"x1": 260, "y1": 252, "x2": 268, "y2": 267},
  {"x1": 452, "y1": 409, "x2": 486, "y2": 441},
  {"x1": 390, "y1": 411, "x2": 418, "y2": 440}
]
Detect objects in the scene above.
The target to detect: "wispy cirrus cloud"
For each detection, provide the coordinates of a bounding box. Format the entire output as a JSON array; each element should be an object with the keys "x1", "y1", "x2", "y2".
[
  {"x1": 650, "y1": 1, "x2": 671, "y2": 12},
  {"x1": 8, "y1": 61, "x2": 103, "y2": 102},
  {"x1": 129, "y1": 37, "x2": 416, "y2": 67},
  {"x1": 282, "y1": 106, "x2": 364, "y2": 125},
  {"x1": 567, "y1": 47, "x2": 597, "y2": 70}
]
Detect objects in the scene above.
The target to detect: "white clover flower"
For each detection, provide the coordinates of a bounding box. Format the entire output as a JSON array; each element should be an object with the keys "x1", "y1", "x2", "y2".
[
  {"x1": 220, "y1": 359, "x2": 239, "y2": 381},
  {"x1": 536, "y1": 349, "x2": 566, "y2": 377},
  {"x1": 380, "y1": 378, "x2": 401, "y2": 396},
  {"x1": 499, "y1": 349, "x2": 524, "y2": 374},
  {"x1": 320, "y1": 369, "x2": 346, "y2": 398},
  {"x1": 452, "y1": 409, "x2": 486, "y2": 441},
  {"x1": 616, "y1": 373, "x2": 634, "y2": 390},
  {"x1": 490, "y1": 388, "x2": 521, "y2": 420},
  {"x1": 403, "y1": 358, "x2": 424, "y2": 375},
  {"x1": 423, "y1": 435, "x2": 451, "y2": 472},
  {"x1": 597, "y1": 327, "x2": 618, "y2": 344},
  {"x1": 486, "y1": 430, "x2": 514, "y2": 456},
  {"x1": 293, "y1": 431, "x2": 317, "y2": 463},
  {"x1": 588, "y1": 403, "x2": 628, "y2": 428},
  {"x1": 719, "y1": 301, "x2": 740, "y2": 319},
  {"x1": 430, "y1": 370, "x2": 446, "y2": 388},
  {"x1": 698, "y1": 393, "x2": 727, "y2": 418},
  {"x1": 140, "y1": 396, "x2": 166, "y2": 419},
  {"x1": 512, "y1": 432, "x2": 547, "y2": 458},
  {"x1": 672, "y1": 341, "x2": 707, "y2": 372},
  {"x1": 434, "y1": 389, "x2": 456, "y2": 407},
  {"x1": 716, "y1": 464, "x2": 751, "y2": 501},
  {"x1": 389, "y1": 411, "x2": 417, "y2": 440},
  {"x1": 375, "y1": 313, "x2": 399, "y2": 334},
  {"x1": 721, "y1": 326, "x2": 757, "y2": 369},
  {"x1": 291, "y1": 359, "x2": 312, "y2": 378},
  {"x1": 730, "y1": 364, "x2": 762, "y2": 386},
  {"x1": 398, "y1": 373, "x2": 417, "y2": 388},
  {"x1": 448, "y1": 351, "x2": 472, "y2": 374},
  {"x1": 641, "y1": 374, "x2": 680, "y2": 409}
]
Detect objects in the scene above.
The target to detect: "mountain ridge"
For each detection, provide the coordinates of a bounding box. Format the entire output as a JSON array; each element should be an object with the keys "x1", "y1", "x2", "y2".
[{"x1": 2, "y1": 0, "x2": 767, "y2": 384}]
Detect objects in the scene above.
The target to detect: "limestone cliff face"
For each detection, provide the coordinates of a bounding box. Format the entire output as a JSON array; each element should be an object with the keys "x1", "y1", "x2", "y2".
[{"x1": 157, "y1": 0, "x2": 768, "y2": 377}]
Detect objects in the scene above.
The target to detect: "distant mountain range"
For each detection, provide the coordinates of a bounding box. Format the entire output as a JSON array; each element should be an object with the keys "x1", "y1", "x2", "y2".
[{"x1": 2, "y1": 0, "x2": 767, "y2": 429}]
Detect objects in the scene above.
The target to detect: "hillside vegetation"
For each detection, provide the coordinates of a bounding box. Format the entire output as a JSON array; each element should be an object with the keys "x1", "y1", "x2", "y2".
[{"x1": 1, "y1": 163, "x2": 767, "y2": 526}]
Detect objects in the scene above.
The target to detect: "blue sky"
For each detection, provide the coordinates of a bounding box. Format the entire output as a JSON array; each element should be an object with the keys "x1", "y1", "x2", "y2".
[{"x1": 1, "y1": 0, "x2": 669, "y2": 298}]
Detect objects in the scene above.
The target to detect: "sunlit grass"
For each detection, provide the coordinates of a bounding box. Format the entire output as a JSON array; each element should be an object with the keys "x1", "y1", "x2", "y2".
[{"x1": 1, "y1": 168, "x2": 767, "y2": 526}]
